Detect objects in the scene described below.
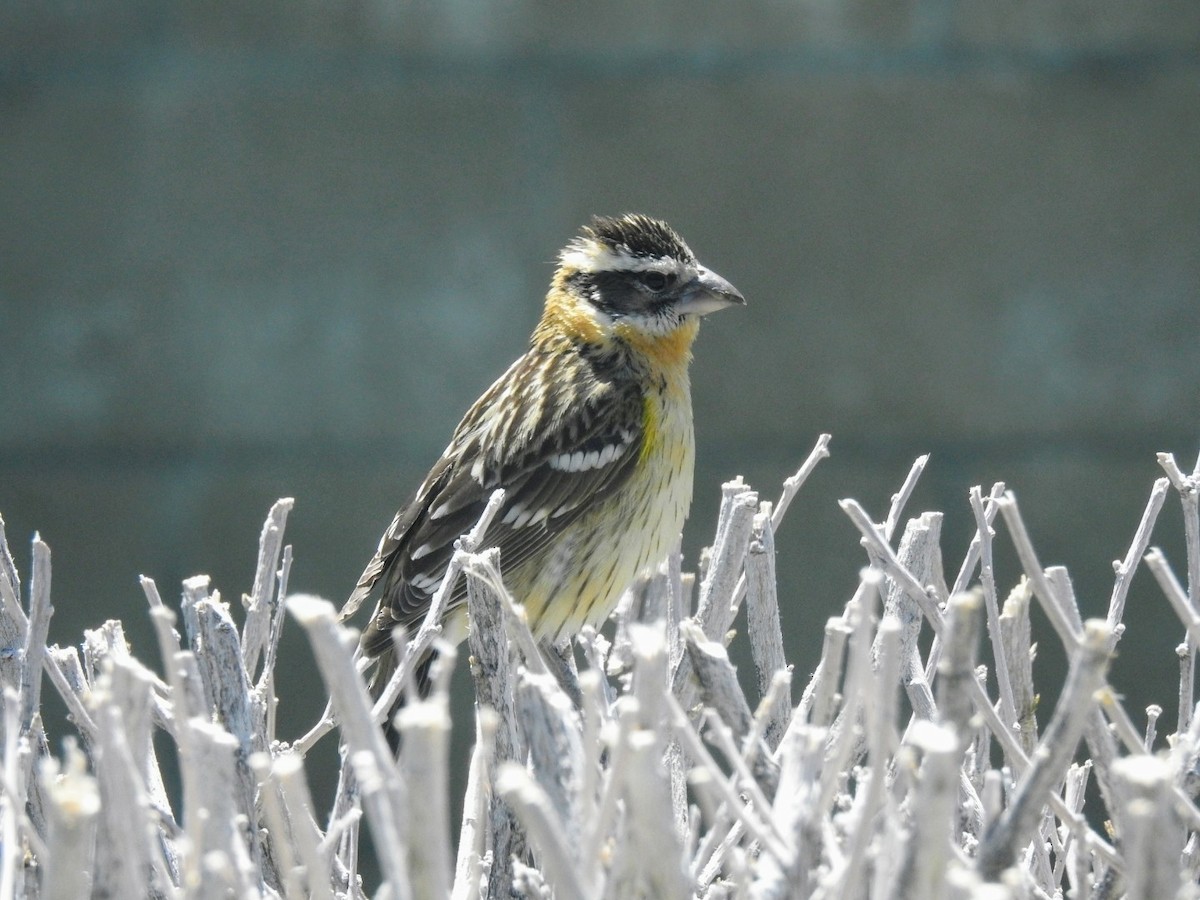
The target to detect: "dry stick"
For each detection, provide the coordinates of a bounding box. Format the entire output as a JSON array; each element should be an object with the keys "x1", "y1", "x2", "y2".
[
  {"x1": 1045, "y1": 567, "x2": 1122, "y2": 829},
  {"x1": 949, "y1": 483, "x2": 1007, "y2": 598},
  {"x1": 889, "y1": 721, "x2": 962, "y2": 900},
  {"x1": 0, "y1": 534, "x2": 97, "y2": 742},
  {"x1": 0, "y1": 515, "x2": 21, "y2": 621},
  {"x1": 1160, "y1": 453, "x2": 1200, "y2": 734},
  {"x1": 18, "y1": 539, "x2": 51, "y2": 737},
  {"x1": 810, "y1": 456, "x2": 932, "y2": 757},
  {"x1": 451, "y1": 715, "x2": 488, "y2": 900},
  {"x1": 978, "y1": 621, "x2": 1113, "y2": 881},
  {"x1": 701, "y1": 709, "x2": 779, "y2": 832},
  {"x1": 1, "y1": 688, "x2": 23, "y2": 900},
  {"x1": 259, "y1": 542, "x2": 293, "y2": 747},
  {"x1": 287, "y1": 595, "x2": 412, "y2": 897},
  {"x1": 935, "y1": 591, "x2": 988, "y2": 842},
  {"x1": 376, "y1": 489, "x2": 507, "y2": 724},
  {"x1": 665, "y1": 692, "x2": 790, "y2": 864},
  {"x1": 90, "y1": 691, "x2": 162, "y2": 898},
  {"x1": 999, "y1": 580, "x2": 1039, "y2": 756},
  {"x1": 1145, "y1": 704, "x2": 1163, "y2": 751},
  {"x1": 670, "y1": 484, "x2": 757, "y2": 706},
  {"x1": 1056, "y1": 763, "x2": 1092, "y2": 889},
  {"x1": 1145, "y1": 549, "x2": 1200, "y2": 653},
  {"x1": 610, "y1": 729, "x2": 694, "y2": 900},
  {"x1": 835, "y1": 616, "x2": 903, "y2": 900},
  {"x1": 937, "y1": 591, "x2": 985, "y2": 744},
  {"x1": 882, "y1": 513, "x2": 945, "y2": 729},
  {"x1": 997, "y1": 493, "x2": 1081, "y2": 646},
  {"x1": 575, "y1": 670, "x2": 608, "y2": 884},
  {"x1": 919, "y1": 482, "x2": 1007, "y2": 724},
  {"x1": 820, "y1": 571, "x2": 883, "y2": 812},
  {"x1": 513, "y1": 668, "x2": 585, "y2": 870},
  {"x1": 463, "y1": 546, "x2": 526, "y2": 900},
  {"x1": 189, "y1": 593, "x2": 270, "y2": 882},
  {"x1": 998, "y1": 492, "x2": 1129, "y2": 842},
  {"x1": 847, "y1": 495, "x2": 1122, "y2": 870},
  {"x1": 1138, "y1": 548, "x2": 1200, "y2": 832},
  {"x1": 586, "y1": 702, "x2": 638, "y2": 887},
  {"x1": 840, "y1": 500, "x2": 945, "y2": 635},
  {"x1": 275, "y1": 750, "x2": 339, "y2": 900},
  {"x1": 38, "y1": 741, "x2": 100, "y2": 900},
  {"x1": 884, "y1": 454, "x2": 930, "y2": 542},
  {"x1": 621, "y1": 623, "x2": 693, "y2": 895},
  {"x1": 0, "y1": 762, "x2": 49, "y2": 869},
  {"x1": 695, "y1": 484, "x2": 758, "y2": 642},
  {"x1": 969, "y1": 486, "x2": 1018, "y2": 734},
  {"x1": 1112, "y1": 757, "x2": 1185, "y2": 900},
  {"x1": 1046, "y1": 566, "x2": 1085, "y2": 636},
  {"x1": 251, "y1": 751, "x2": 329, "y2": 900},
  {"x1": 795, "y1": 616, "x2": 852, "y2": 729},
  {"x1": 397, "y1": 684, "x2": 455, "y2": 900},
  {"x1": 744, "y1": 509, "x2": 790, "y2": 750},
  {"x1": 744, "y1": 671, "x2": 793, "y2": 775},
  {"x1": 1108, "y1": 478, "x2": 1169, "y2": 633},
  {"x1": 0, "y1": 516, "x2": 24, "y2": 699},
  {"x1": 772, "y1": 433, "x2": 833, "y2": 532},
  {"x1": 682, "y1": 620, "x2": 753, "y2": 742},
  {"x1": 107, "y1": 653, "x2": 181, "y2": 889},
  {"x1": 242, "y1": 497, "x2": 293, "y2": 682},
  {"x1": 294, "y1": 489, "x2": 506, "y2": 755},
  {"x1": 493, "y1": 762, "x2": 590, "y2": 900},
  {"x1": 1094, "y1": 688, "x2": 1200, "y2": 834},
  {"x1": 1132, "y1": 549, "x2": 1200, "y2": 830},
  {"x1": 688, "y1": 434, "x2": 833, "y2": 677}
]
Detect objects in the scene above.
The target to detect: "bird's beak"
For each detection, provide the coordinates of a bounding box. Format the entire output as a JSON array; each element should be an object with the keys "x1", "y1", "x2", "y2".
[{"x1": 676, "y1": 266, "x2": 746, "y2": 317}]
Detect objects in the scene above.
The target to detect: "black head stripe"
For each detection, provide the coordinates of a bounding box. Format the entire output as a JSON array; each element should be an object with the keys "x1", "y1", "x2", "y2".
[{"x1": 583, "y1": 214, "x2": 695, "y2": 264}]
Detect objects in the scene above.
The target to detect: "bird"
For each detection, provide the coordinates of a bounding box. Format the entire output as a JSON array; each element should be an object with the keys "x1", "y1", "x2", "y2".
[{"x1": 347, "y1": 213, "x2": 745, "y2": 713}]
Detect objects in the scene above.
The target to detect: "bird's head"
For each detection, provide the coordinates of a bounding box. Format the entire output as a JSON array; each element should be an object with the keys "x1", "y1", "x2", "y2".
[{"x1": 542, "y1": 214, "x2": 745, "y2": 357}]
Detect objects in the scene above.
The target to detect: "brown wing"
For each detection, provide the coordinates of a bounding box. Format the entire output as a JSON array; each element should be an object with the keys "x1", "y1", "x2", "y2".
[{"x1": 351, "y1": 348, "x2": 644, "y2": 658}]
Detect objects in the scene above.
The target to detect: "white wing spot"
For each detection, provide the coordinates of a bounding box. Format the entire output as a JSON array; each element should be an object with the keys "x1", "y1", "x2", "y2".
[
  {"x1": 548, "y1": 441, "x2": 629, "y2": 472},
  {"x1": 411, "y1": 542, "x2": 435, "y2": 560},
  {"x1": 503, "y1": 500, "x2": 553, "y2": 529}
]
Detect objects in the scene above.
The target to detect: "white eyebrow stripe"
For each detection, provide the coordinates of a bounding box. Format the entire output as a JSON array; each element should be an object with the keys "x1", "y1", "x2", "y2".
[{"x1": 559, "y1": 243, "x2": 688, "y2": 275}]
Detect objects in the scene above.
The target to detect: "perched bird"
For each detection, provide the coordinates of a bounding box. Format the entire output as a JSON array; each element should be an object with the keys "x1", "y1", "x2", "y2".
[{"x1": 348, "y1": 214, "x2": 744, "y2": 708}]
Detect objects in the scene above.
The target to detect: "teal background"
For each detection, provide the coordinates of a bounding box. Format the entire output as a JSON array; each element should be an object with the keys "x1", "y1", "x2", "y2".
[{"x1": 3, "y1": 0, "x2": 1199, "y2": 879}]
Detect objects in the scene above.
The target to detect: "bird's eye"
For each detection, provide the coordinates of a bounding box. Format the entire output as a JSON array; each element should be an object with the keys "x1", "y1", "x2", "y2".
[{"x1": 639, "y1": 271, "x2": 671, "y2": 292}]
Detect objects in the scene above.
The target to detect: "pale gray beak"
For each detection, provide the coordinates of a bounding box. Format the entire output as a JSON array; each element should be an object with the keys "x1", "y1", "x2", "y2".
[{"x1": 676, "y1": 265, "x2": 746, "y2": 317}]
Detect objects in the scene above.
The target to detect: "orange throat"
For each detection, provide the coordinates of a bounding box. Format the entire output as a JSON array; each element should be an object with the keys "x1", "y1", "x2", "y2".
[
  {"x1": 538, "y1": 282, "x2": 701, "y2": 373},
  {"x1": 612, "y1": 318, "x2": 699, "y2": 371}
]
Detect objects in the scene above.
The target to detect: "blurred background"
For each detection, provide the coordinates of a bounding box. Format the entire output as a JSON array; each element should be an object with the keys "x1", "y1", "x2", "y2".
[{"x1": 3, "y1": 0, "x2": 1199, "y2": 870}]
